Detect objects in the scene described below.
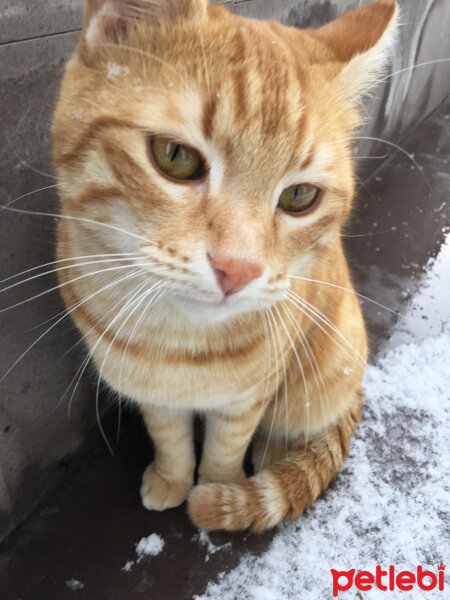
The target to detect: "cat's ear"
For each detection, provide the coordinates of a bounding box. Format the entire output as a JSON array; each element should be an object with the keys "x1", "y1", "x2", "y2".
[
  {"x1": 83, "y1": 0, "x2": 208, "y2": 50},
  {"x1": 313, "y1": 0, "x2": 398, "y2": 99}
]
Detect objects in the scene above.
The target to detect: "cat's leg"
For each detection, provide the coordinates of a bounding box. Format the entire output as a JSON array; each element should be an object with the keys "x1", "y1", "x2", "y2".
[
  {"x1": 198, "y1": 402, "x2": 264, "y2": 484},
  {"x1": 140, "y1": 405, "x2": 195, "y2": 511}
]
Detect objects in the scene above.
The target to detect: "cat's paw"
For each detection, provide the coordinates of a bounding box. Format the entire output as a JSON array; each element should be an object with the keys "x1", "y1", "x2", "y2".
[
  {"x1": 140, "y1": 464, "x2": 192, "y2": 511},
  {"x1": 198, "y1": 467, "x2": 246, "y2": 485}
]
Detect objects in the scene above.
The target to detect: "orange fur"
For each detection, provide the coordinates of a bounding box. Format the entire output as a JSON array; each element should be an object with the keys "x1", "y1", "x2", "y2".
[{"x1": 52, "y1": 0, "x2": 397, "y2": 531}]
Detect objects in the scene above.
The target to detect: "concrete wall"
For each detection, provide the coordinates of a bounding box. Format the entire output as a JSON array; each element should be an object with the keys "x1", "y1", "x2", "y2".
[{"x1": 1, "y1": 0, "x2": 449, "y2": 542}]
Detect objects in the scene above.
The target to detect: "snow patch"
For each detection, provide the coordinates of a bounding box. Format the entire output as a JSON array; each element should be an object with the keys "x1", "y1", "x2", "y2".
[
  {"x1": 192, "y1": 530, "x2": 232, "y2": 562},
  {"x1": 121, "y1": 560, "x2": 134, "y2": 572},
  {"x1": 121, "y1": 533, "x2": 165, "y2": 573},
  {"x1": 388, "y1": 233, "x2": 450, "y2": 346},
  {"x1": 106, "y1": 63, "x2": 130, "y2": 79},
  {"x1": 71, "y1": 109, "x2": 84, "y2": 120},
  {"x1": 136, "y1": 533, "x2": 165, "y2": 558},
  {"x1": 65, "y1": 579, "x2": 84, "y2": 591}
]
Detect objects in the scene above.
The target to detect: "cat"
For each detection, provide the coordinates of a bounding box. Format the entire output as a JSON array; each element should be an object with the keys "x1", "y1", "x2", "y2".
[{"x1": 52, "y1": 0, "x2": 398, "y2": 532}]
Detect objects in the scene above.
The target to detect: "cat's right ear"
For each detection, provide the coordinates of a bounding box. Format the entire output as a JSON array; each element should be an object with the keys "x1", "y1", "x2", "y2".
[
  {"x1": 311, "y1": 0, "x2": 398, "y2": 101},
  {"x1": 83, "y1": 0, "x2": 208, "y2": 54}
]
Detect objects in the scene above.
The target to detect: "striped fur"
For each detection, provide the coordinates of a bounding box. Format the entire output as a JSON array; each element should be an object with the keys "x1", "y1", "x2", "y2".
[{"x1": 52, "y1": 0, "x2": 397, "y2": 530}]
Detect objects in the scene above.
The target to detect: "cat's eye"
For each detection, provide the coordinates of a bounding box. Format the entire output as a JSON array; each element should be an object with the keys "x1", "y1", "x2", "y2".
[
  {"x1": 149, "y1": 137, "x2": 205, "y2": 181},
  {"x1": 278, "y1": 184, "x2": 320, "y2": 215}
]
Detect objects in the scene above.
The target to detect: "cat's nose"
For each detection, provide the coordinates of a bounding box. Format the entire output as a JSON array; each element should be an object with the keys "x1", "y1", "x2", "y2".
[{"x1": 209, "y1": 254, "x2": 264, "y2": 296}]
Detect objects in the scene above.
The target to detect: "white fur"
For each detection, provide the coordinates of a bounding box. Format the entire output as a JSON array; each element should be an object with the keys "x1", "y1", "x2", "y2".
[{"x1": 259, "y1": 472, "x2": 286, "y2": 528}]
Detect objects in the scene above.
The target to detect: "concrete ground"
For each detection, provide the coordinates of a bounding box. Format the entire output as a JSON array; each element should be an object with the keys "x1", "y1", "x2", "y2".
[{"x1": 0, "y1": 97, "x2": 448, "y2": 600}]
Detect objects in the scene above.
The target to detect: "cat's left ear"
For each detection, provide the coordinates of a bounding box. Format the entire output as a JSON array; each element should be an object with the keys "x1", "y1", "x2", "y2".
[
  {"x1": 84, "y1": 0, "x2": 208, "y2": 51},
  {"x1": 312, "y1": 0, "x2": 399, "y2": 99}
]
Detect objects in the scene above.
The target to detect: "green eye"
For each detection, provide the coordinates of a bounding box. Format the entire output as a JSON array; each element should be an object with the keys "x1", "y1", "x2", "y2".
[
  {"x1": 150, "y1": 137, "x2": 204, "y2": 181},
  {"x1": 278, "y1": 184, "x2": 320, "y2": 215}
]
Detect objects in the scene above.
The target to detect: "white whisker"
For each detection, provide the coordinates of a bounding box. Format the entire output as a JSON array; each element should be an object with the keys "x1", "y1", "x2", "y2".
[
  {"x1": 291, "y1": 292, "x2": 366, "y2": 365},
  {"x1": 0, "y1": 256, "x2": 142, "y2": 296},
  {"x1": 353, "y1": 136, "x2": 431, "y2": 188},
  {"x1": 196, "y1": 19, "x2": 212, "y2": 98},
  {"x1": 55, "y1": 273, "x2": 148, "y2": 412},
  {"x1": 0, "y1": 267, "x2": 144, "y2": 385},
  {"x1": 0, "y1": 263, "x2": 152, "y2": 314},
  {"x1": 0, "y1": 252, "x2": 141, "y2": 286},
  {"x1": 258, "y1": 310, "x2": 279, "y2": 474},
  {"x1": 267, "y1": 309, "x2": 290, "y2": 458},
  {"x1": 1, "y1": 184, "x2": 62, "y2": 210},
  {"x1": 281, "y1": 300, "x2": 330, "y2": 443},
  {"x1": 115, "y1": 281, "x2": 172, "y2": 441},
  {"x1": 93, "y1": 281, "x2": 168, "y2": 454},
  {"x1": 279, "y1": 301, "x2": 320, "y2": 445},
  {"x1": 288, "y1": 275, "x2": 402, "y2": 318},
  {"x1": 58, "y1": 275, "x2": 144, "y2": 363},
  {"x1": 2, "y1": 205, "x2": 157, "y2": 246},
  {"x1": 116, "y1": 280, "x2": 170, "y2": 394},
  {"x1": 284, "y1": 292, "x2": 365, "y2": 368},
  {"x1": 258, "y1": 311, "x2": 272, "y2": 416},
  {"x1": 76, "y1": 281, "x2": 151, "y2": 454},
  {"x1": 340, "y1": 231, "x2": 392, "y2": 238},
  {"x1": 374, "y1": 57, "x2": 450, "y2": 88}
]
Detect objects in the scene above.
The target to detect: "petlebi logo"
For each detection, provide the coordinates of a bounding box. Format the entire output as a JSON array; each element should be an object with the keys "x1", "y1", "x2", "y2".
[{"x1": 330, "y1": 564, "x2": 446, "y2": 597}]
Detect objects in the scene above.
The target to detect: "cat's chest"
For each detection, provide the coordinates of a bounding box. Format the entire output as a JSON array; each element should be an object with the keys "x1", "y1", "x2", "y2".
[{"x1": 88, "y1": 315, "x2": 276, "y2": 410}]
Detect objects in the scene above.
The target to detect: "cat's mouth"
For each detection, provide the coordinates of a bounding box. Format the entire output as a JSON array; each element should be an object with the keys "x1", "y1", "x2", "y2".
[
  {"x1": 171, "y1": 287, "x2": 237, "y2": 309},
  {"x1": 164, "y1": 284, "x2": 279, "y2": 324}
]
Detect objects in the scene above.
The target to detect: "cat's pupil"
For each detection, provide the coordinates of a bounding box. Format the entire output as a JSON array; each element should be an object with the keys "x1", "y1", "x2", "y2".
[{"x1": 170, "y1": 145, "x2": 181, "y2": 162}]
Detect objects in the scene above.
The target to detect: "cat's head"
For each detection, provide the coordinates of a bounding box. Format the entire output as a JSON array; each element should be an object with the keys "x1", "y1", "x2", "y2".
[{"x1": 53, "y1": 0, "x2": 397, "y2": 322}]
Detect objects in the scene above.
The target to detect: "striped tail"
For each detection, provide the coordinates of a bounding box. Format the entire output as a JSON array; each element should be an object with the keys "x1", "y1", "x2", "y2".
[{"x1": 187, "y1": 393, "x2": 363, "y2": 532}]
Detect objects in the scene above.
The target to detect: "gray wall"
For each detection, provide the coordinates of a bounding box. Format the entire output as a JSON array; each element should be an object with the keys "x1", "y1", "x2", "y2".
[{"x1": 1, "y1": 0, "x2": 449, "y2": 542}]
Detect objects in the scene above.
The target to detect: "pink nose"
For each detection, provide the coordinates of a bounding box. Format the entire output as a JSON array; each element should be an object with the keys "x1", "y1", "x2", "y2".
[{"x1": 209, "y1": 255, "x2": 264, "y2": 296}]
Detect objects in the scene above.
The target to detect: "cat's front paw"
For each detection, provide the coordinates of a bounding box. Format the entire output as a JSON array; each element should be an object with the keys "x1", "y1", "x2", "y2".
[{"x1": 140, "y1": 464, "x2": 192, "y2": 511}]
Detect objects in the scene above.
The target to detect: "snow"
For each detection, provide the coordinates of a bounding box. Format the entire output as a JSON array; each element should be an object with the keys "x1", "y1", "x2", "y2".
[
  {"x1": 121, "y1": 533, "x2": 165, "y2": 572},
  {"x1": 136, "y1": 533, "x2": 165, "y2": 558},
  {"x1": 192, "y1": 530, "x2": 232, "y2": 562},
  {"x1": 71, "y1": 109, "x2": 84, "y2": 120},
  {"x1": 121, "y1": 560, "x2": 134, "y2": 572},
  {"x1": 388, "y1": 232, "x2": 450, "y2": 347},
  {"x1": 195, "y1": 243, "x2": 450, "y2": 600},
  {"x1": 106, "y1": 62, "x2": 130, "y2": 79},
  {"x1": 65, "y1": 579, "x2": 84, "y2": 591}
]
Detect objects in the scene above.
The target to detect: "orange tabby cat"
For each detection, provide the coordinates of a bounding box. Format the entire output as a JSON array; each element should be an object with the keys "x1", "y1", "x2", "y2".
[{"x1": 52, "y1": 0, "x2": 397, "y2": 531}]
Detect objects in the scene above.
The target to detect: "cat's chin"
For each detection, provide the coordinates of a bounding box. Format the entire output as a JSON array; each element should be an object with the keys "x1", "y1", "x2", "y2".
[{"x1": 167, "y1": 293, "x2": 270, "y2": 324}]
